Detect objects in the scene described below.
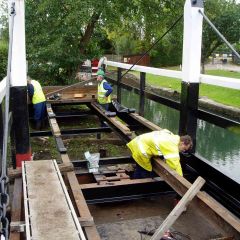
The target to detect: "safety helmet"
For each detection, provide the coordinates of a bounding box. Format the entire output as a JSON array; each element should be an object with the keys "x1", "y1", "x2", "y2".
[{"x1": 97, "y1": 69, "x2": 105, "y2": 77}]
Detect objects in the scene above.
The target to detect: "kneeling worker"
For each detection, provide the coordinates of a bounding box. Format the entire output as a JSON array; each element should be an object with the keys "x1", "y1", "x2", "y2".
[
  {"x1": 27, "y1": 77, "x2": 46, "y2": 130},
  {"x1": 127, "y1": 129, "x2": 192, "y2": 178}
]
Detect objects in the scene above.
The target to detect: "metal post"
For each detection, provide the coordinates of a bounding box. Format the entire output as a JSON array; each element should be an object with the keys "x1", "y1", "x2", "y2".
[
  {"x1": 9, "y1": 0, "x2": 31, "y2": 168},
  {"x1": 139, "y1": 72, "x2": 146, "y2": 116},
  {"x1": 179, "y1": 0, "x2": 204, "y2": 152},
  {"x1": 0, "y1": 104, "x2": 3, "y2": 163},
  {"x1": 117, "y1": 68, "x2": 122, "y2": 103}
]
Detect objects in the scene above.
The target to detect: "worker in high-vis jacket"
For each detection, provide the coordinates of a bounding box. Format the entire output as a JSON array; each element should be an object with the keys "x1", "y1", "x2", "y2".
[
  {"x1": 97, "y1": 69, "x2": 112, "y2": 111},
  {"x1": 127, "y1": 129, "x2": 193, "y2": 179},
  {"x1": 27, "y1": 77, "x2": 46, "y2": 130}
]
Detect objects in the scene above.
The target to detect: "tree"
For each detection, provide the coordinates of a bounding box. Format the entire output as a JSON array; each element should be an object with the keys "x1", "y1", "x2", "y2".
[
  {"x1": 25, "y1": 0, "x2": 184, "y2": 83},
  {"x1": 201, "y1": 0, "x2": 240, "y2": 72},
  {"x1": 0, "y1": 0, "x2": 8, "y2": 80},
  {"x1": 0, "y1": 41, "x2": 8, "y2": 80}
]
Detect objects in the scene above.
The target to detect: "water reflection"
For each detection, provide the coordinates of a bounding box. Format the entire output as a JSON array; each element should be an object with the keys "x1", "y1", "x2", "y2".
[{"x1": 118, "y1": 88, "x2": 240, "y2": 183}]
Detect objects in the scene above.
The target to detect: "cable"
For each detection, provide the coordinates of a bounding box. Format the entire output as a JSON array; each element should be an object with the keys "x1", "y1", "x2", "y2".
[
  {"x1": 120, "y1": 14, "x2": 183, "y2": 80},
  {"x1": 199, "y1": 9, "x2": 240, "y2": 60}
]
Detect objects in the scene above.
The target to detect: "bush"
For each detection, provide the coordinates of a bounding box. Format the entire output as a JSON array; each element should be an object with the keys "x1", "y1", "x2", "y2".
[{"x1": 0, "y1": 41, "x2": 8, "y2": 80}]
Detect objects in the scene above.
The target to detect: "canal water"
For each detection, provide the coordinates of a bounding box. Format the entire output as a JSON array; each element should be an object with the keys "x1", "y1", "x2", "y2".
[{"x1": 116, "y1": 88, "x2": 240, "y2": 184}]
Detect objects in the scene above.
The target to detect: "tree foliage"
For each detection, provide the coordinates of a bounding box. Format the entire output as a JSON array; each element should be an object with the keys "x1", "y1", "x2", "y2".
[
  {"x1": 202, "y1": 0, "x2": 240, "y2": 63},
  {"x1": 0, "y1": 0, "x2": 240, "y2": 83},
  {"x1": 0, "y1": 41, "x2": 8, "y2": 80}
]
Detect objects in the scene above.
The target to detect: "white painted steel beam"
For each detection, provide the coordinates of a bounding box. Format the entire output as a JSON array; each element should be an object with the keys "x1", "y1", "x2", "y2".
[
  {"x1": 182, "y1": 0, "x2": 203, "y2": 83},
  {"x1": 106, "y1": 60, "x2": 240, "y2": 90},
  {"x1": 200, "y1": 74, "x2": 240, "y2": 90},
  {"x1": 8, "y1": 0, "x2": 27, "y2": 87},
  {"x1": 0, "y1": 78, "x2": 6, "y2": 103},
  {"x1": 105, "y1": 60, "x2": 182, "y2": 79}
]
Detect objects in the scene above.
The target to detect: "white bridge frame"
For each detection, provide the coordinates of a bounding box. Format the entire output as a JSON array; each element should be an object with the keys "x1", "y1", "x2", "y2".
[{"x1": 104, "y1": 61, "x2": 240, "y2": 90}]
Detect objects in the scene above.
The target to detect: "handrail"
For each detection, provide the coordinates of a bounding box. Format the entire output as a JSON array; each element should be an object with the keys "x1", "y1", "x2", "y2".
[
  {"x1": 105, "y1": 60, "x2": 240, "y2": 90},
  {"x1": 0, "y1": 78, "x2": 6, "y2": 104},
  {"x1": 106, "y1": 61, "x2": 182, "y2": 79}
]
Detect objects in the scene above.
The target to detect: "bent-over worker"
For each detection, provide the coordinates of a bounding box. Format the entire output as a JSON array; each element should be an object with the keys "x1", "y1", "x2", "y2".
[
  {"x1": 27, "y1": 77, "x2": 46, "y2": 130},
  {"x1": 127, "y1": 129, "x2": 193, "y2": 179}
]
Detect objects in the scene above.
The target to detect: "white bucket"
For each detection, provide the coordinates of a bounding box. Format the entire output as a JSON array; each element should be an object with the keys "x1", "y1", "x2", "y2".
[{"x1": 84, "y1": 151, "x2": 100, "y2": 173}]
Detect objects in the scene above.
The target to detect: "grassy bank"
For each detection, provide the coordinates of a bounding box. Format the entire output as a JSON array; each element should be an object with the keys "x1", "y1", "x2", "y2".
[{"x1": 135, "y1": 69, "x2": 240, "y2": 108}]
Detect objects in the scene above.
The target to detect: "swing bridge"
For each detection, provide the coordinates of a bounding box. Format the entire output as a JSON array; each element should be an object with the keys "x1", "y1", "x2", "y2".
[{"x1": 0, "y1": 0, "x2": 240, "y2": 239}]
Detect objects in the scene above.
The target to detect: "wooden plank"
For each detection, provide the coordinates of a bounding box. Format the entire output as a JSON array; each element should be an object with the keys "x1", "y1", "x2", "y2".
[
  {"x1": 23, "y1": 160, "x2": 84, "y2": 240},
  {"x1": 80, "y1": 178, "x2": 158, "y2": 189},
  {"x1": 95, "y1": 175, "x2": 130, "y2": 182},
  {"x1": 152, "y1": 158, "x2": 240, "y2": 236},
  {"x1": 61, "y1": 154, "x2": 71, "y2": 164},
  {"x1": 48, "y1": 98, "x2": 94, "y2": 104},
  {"x1": 9, "y1": 178, "x2": 22, "y2": 240},
  {"x1": 49, "y1": 118, "x2": 61, "y2": 136},
  {"x1": 78, "y1": 217, "x2": 94, "y2": 227},
  {"x1": 91, "y1": 102, "x2": 132, "y2": 136},
  {"x1": 46, "y1": 104, "x2": 61, "y2": 136},
  {"x1": 150, "y1": 176, "x2": 205, "y2": 240},
  {"x1": 8, "y1": 163, "x2": 74, "y2": 179},
  {"x1": 67, "y1": 172, "x2": 101, "y2": 240},
  {"x1": 112, "y1": 117, "x2": 132, "y2": 135},
  {"x1": 129, "y1": 113, "x2": 162, "y2": 131},
  {"x1": 74, "y1": 94, "x2": 86, "y2": 98}
]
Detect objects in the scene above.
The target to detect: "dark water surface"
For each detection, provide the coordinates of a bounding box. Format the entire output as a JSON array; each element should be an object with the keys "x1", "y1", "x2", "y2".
[{"x1": 117, "y1": 88, "x2": 240, "y2": 184}]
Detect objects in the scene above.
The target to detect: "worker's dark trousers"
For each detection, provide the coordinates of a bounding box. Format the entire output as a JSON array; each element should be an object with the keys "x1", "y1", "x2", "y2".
[
  {"x1": 33, "y1": 101, "x2": 46, "y2": 130},
  {"x1": 132, "y1": 163, "x2": 155, "y2": 179}
]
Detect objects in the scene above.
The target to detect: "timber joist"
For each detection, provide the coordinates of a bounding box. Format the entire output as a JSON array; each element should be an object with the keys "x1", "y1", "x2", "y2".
[
  {"x1": 152, "y1": 158, "x2": 240, "y2": 236},
  {"x1": 129, "y1": 112, "x2": 162, "y2": 131},
  {"x1": 46, "y1": 104, "x2": 66, "y2": 154},
  {"x1": 19, "y1": 103, "x2": 101, "y2": 240},
  {"x1": 90, "y1": 102, "x2": 133, "y2": 137}
]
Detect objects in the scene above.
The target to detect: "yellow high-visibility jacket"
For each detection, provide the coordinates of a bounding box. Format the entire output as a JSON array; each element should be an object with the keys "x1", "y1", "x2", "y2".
[
  {"x1": 31, "y1": 80, "x2": 46, "y2": 104},
  {"x1": 127, "y1": 129, "x2": 182, "y2": 176},
  {"x1": 98, "y1": 80, "x2": 111, "y2": 104}
]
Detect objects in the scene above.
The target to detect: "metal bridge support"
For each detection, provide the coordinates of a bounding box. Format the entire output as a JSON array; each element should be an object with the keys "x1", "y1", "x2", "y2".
[
  {"x1": 139, "y1": 72, "x2": 146, "y2": 116},
  {"x1": 179, "y1": 0, "x2": 204, "y2": 151},
  {"x1": 117, "y1": 67, "x2": 122, "y2": 103},
  {"x1": 9, "y1": 0, "x2": 31, "y2": 168}
]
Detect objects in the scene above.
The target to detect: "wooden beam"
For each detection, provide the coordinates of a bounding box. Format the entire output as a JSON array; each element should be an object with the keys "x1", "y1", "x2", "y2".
[
  {"x1": 67, "y1": 172, "x2": 101, "y2": 240},
  {"x1": 80, "y1": 178, "x2": 158, "y2": 189},
  {"x1": 9, "y1": 178, "x2": 22, "y2": 240},
  {"x1": 150, "y1": 176, "x2": 205, "y2": 240},
  {"x1": 129, "y1": 113, "x2": 162, "y2": 131},
  {"x1": 8, "y1": 163, "x2": 74, "y2": 179},
  {"x1": 49, "y1": 118, "x2": 61, "y2": 136},
  {"x1": 152, "y1": 158, "x2": 240, "y2": 236},
  {"x1": 78, "y1": 217, "x2": 94, "y2": 227},
  {"x1": 91, "y1": 102, "x2": 132, "y2": 136},
  {"x1": 61, "y1": 153, "x2": 71, "y2": 164}
]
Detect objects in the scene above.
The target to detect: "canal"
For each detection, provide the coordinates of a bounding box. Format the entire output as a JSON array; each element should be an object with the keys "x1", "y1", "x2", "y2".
[{"x1": 116, "y1": 88, "x2": 240, "y2": 184}]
